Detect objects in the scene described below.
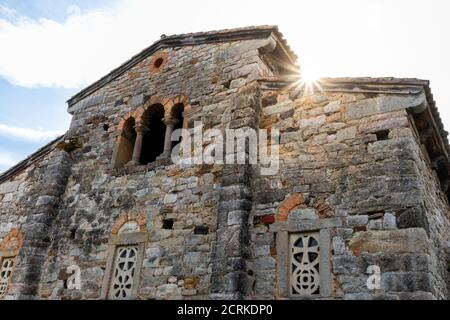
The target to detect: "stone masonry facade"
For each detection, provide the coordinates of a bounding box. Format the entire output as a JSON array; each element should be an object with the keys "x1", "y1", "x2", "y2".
[{"x1": 0, "y1": 26, "x2": 449, "y2": 300}]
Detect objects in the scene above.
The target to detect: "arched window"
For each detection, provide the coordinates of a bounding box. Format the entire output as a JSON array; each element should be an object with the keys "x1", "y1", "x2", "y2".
[
  {"x1": 0, "y1": 229, "x2": 23, "y2": 299},
  {"x1": 114, "y1": 117, "x2": 137, "y2": 168},
  {"x1": 271, "y1": 194, "x2": 332, "y2": 299},
  {"x1": 113, "y1": 97, "x2": 190, "y2": 168},
  {"x1": 140, "y1": 104, "x2": 166, "y2": 165},
  {"x1": 101, "y1": 214, "x2": 147, "y2": 300}
]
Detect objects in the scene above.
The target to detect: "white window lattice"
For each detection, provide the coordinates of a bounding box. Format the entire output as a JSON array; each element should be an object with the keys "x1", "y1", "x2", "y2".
[
  {"x1": 0, "y1": 257, "x2": 15, "y2": 299},
  {"x1": 290, "y1": 233, "x2": 320, "y2": 296},
  {"x1": 109, "y1": 246, "x2": 138, "y2": 300}
]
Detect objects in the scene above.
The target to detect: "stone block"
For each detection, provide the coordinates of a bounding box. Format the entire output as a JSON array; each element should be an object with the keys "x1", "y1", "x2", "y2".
[
  {"x1": 381, "y1": 272, "x2": 433, "y2": 293},
  {"x1": 287, "y1": 208, "x2": 318, "y2": 221},
  {"x1": 324, "y1": 100, "x2": 341, "y2": 115},
  {"x1": 383, "y1": 213, "x2": 397, "y2": 229},
  {"x1": 263, "y1": 101, "x2": 293, "y2": 116},
  {"x1": 332, "y1": 255, "x2": 361, "y2": 275},
  {"x1": 344, "y1": 93, "x2": 426, "y2": 120},
  {"x1": 129, "y1": 94, "x2": 144, "y2": 107},
  {"x1": 332, "y1": 236, "x2": 347, "y2": 255},
  {"x1": 336, "y1": 126, "x2": 357, "y2": 142},
  {"x1": 348, "y1": 228, "x2": 430, "y2": 255},
  {"x1": 163, "y1": 193, "x2": 177, "y2": 204},
  {"x1": 299, "y1": 115, "x2": 326, "y2": 128},
  {"x1": 0, "y1": 181, "x2": 21, "y2": 194},
  {"x1": 346, "y1": 215, "x2": 369, "y2": 227}
]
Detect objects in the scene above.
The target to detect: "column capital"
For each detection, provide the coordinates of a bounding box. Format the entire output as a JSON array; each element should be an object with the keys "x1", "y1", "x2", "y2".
[
  {"x1": 134, "y1": 123, "x2": 149, "y2": 134},
  {"x1": 163, "y1": 117, "x2": 179, "y2": 127}
]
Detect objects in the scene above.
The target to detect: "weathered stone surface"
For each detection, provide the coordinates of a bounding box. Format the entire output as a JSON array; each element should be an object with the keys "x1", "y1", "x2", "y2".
[
  {"x1": 0, "y1": 181, "x2": 21, "y2": 194},
  {"x1": 344, "y1": 93, "x2": 426, "y2": 120},
  {"x1": 348, "y1": 229, "x2": 430, "y2": 255},
  {"x1": 1, "y1": 26, "x2": 449, "y2": 301},
  {"x1": 299, "y1": 115, "x2": 326, "y2": 128},
  {"x1": 324, "y1": 101, "x2": 341, "y2": 115}
]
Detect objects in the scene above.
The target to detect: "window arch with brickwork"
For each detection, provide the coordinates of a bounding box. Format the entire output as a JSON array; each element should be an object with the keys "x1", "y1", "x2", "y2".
[
  {"x1": 112, "y1": 96, "x2": 191, "y2": 168},
  {"x1": 270, "y1": 194, "x2": 333, "y2": 299},
  {"x1": 0, "y1": 229, "x2": 23, "y2": 299},
  {"x1": 101, "y1": 213, "x2": 148, "y2": 300}
]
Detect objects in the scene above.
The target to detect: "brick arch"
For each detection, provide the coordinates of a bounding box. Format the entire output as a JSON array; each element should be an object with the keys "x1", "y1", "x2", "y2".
[
  {"x1": 111, "y1": 212, "x2": 147, "y2": 235},
  {"x1": 276, "y1": 194, "x2": 305, "y2": 222},
  {"x1": 173, "y1": 95, "x2": 188, "y2": 106},
  {"x1": 117, "y1": 112, "x2": 137, "y2": 131},
  {"x1": 133, "y1": 106, "x2": 146, "y2": 124},
  {"x1": 141, "y1": 96, "x2": 174, "y2": 121},
  {"x1": 312, "y1": 199, "x2": 333, "y2": 219},
  {"x1": 0, "y1": 228, "x2": 24, "y2": 252}
]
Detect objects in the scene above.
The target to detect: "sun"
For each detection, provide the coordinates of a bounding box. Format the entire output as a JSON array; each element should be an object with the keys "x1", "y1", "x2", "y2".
[{"x1": 300, "y1": 67, "x2": 321, "y2": 84}]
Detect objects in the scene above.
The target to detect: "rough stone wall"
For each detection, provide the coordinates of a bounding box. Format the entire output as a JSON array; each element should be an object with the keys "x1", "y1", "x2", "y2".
[
  {"x1": 34, "y1": 38, "x2": 276, "y2": 300},
  {"x1": 249, "y1": 87, "x2": 450, "y2": 300},
  {"x1": 1, "y1": 32, "x2": 449, "y2": 301},
  {"x1": 407, "y1": 120, "x2": 450, "y2": 299},
  {"x1": 0, "y1": 146, "x2": 71, "y2": 299}
]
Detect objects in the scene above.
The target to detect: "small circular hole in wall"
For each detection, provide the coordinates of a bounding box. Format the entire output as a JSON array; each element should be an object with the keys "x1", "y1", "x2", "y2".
[{"x1": 154, "y1": 57, "x2": 164, "y2": 69}]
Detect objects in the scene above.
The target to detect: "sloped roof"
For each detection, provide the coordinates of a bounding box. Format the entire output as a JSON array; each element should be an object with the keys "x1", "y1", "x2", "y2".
[{"x1": 67, "y1": 25, "x2": 297, "y2": 107}]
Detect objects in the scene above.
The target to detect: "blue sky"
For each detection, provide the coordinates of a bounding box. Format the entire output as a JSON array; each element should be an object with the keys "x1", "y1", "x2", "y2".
[
  {"x1": 1, "y1": 0, "x2": 450, "y2": 173},
  {"x1": 0, "y1": 0, "x2": 110, "y2": 172},
  {"x1": 0, "y1": 0, "x2": 111, "y2": 21},
  {"x1": 0, "y1": 77, "x2": 75, "y2": 170}
]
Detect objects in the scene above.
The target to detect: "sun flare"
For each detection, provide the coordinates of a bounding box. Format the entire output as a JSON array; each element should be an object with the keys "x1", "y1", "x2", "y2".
[{"x1": 300, "y1": 67, "x2": 321, "y2": 84}]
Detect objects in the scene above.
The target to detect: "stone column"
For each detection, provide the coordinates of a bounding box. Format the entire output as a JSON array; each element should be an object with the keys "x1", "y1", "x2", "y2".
[
  {"x1": 159, "y1": 117, "x2": 178, "y2": 159},
  {"x1": 129, "y1": 123, "x2": 147, "y2": 165}
]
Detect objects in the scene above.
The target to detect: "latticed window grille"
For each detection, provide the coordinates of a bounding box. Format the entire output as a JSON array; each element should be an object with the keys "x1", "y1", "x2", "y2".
[
  {"x1": 289, "y1": 232, "x2": 320, "y2": 296},
  {"x1": 0, "y1": 257, "x2": 15, "y2": 299},
  {"x1": 109, "y1": 246, "x2": 139, "y2": 300}
]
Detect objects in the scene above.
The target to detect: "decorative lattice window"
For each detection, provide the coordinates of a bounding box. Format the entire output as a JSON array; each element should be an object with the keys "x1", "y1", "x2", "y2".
[
  {"x1": 101, "y1": 216, "x2": 147, "y2": 300},
  {"x1": 0, "y1": 228, "x2": 23, "y2": 299},
  {"x1": 109, "y1": 246, "x2": 139, "y2": 299},
  {"x1": 271, "y1": 195, "x2": 332, "y2": 298},
  {"x1": 0, "y1": 257, "x2": 15, "y2": 299},
  {"x1": 290, "y1": 233, "x2": 320, "y2": 296}
]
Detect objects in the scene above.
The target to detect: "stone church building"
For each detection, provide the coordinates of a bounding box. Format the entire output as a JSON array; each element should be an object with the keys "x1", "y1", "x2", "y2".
[{"x1": 0, "y1": 26, "x2": 449, "y2": 300}]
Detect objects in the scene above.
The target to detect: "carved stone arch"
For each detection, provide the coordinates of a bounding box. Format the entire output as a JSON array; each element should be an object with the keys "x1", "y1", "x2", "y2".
[{"x1": 111, "y1": 212, "x2": 147, "y2": 235}]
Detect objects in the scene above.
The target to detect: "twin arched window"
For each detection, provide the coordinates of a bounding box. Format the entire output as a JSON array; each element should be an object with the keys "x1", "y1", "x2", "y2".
[{"x1": 114, "y1": 102, "x2": 185, "y2": 168}]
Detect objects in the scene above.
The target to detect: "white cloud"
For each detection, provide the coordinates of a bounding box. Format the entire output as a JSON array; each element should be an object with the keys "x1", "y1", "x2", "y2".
[
  {"x1": 0, "y1": 0, "x2": 213, "y2": 88},
  {"x1": 0, "y1": 4, "x2": 18, "y2": 20},
  {"x1": 0, "y1": 149, "x2": 20, "y2": 167},
  {"x1": 0, "y1": 0, "x2": 449, "y2": 133},
  {"x1": 0, "y1": 123, "x2": 63, "y2": 142},
  {"x1": 0, "y1": 0, "x2": 284, "y2": 88}
]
